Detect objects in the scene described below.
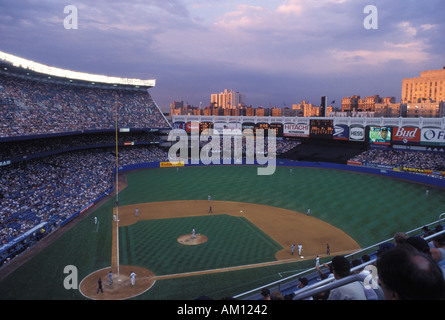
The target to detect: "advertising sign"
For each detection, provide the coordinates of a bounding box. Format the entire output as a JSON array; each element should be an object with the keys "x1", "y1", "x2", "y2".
[
  {"x1": 349, "y1": 126, "x2": 365, "y2": 141},
  {"x1": 333, "y1": 125, "x2": 349, "y2": 140},
  {"x1": 421, "y1": 128, "x2": 445, "y2": 146},
  {"x1": 186, "y1": 121, "x2": 199, "y2": 133},
  {"x1": 283, "y1": 123, "x2": 310, "y2": 137},
  {"x1": 242, "y1": 123, "x2": 255, "y2": 135},
  {"x1": 173, "y1": 122, "x2": 186, "y2": 130},
  {"x1": 213, "y1": 122, "x2": 242, "y2": 135},
  {"x1": 392, "y1": 127, "x2": 421, "y2": 145}
]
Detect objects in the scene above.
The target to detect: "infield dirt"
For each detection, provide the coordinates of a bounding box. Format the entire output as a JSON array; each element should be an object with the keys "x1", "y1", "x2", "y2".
[{"x1": 79, "y1": 198, "x2": 360, "y2": 299}]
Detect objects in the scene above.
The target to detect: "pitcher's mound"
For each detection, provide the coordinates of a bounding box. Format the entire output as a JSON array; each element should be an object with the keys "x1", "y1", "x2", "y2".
[
  {"x1": 177, "y1": 234, "x2": 208, "y2": 245},
  {"x1": 79, "y1": 265, "x2": 155, "y2": 300}
]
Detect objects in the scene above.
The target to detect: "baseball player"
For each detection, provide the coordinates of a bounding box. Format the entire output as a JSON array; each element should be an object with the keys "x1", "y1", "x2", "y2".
[
  {"x1": 192, "y1": 228, "x2": 196, "y2": 239},
  {"x1": 135, "y1": 208, "x2": 139, "y2": 217},
  {"x1": 298, "y1": 243, "x2": 302, "y2": 257},
  {"x1": 97, "y1": 278, "x2": 103, "y2": 294},
  {"x1": 108, "y1": 270, "x2": 113, "y2": 285},
  {"x1": 307, "y1": 208, "x2": 311, "y2": 216},
  {"x1": 315, "y1": 255, "x2": 320, "y2": 268},
  {"x1": 94, "y1": 216, "x2": 97, "y2": 224},
  {"x1": 291, "y1": 244, "x2": 296, "y2": 256},
  {"x1": 208, "y1": 195, "x2": 211, "y2": 201},
  {"x1": 130, "y1": 271, "x2": 136, "y2": 286}
]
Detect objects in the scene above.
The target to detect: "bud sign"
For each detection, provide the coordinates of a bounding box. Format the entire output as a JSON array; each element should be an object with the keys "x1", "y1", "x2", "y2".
[{"x1": 392, "y1": 127, "x2": 421, "y2": 144}]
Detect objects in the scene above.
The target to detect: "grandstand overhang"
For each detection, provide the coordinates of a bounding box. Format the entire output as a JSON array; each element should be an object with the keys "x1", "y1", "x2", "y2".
[{"x1": 0, "y1": 50, "x2": 156, "y2": 91}]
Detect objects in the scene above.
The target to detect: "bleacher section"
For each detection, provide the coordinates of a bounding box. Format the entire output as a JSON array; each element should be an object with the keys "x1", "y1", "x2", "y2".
[{"x1": 0, "y1": 72, "x2": 170, "y2": 139}]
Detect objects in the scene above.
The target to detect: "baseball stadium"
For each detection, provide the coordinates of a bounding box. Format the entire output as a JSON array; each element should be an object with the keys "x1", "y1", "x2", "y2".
[{"x1": 0, "y1": 51, "x2": 445, "y2": 301}]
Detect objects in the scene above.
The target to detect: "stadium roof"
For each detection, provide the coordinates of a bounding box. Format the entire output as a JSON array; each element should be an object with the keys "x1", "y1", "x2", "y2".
[{"x1": 0, "y1": 50, "x2": 156, "y2": 90}]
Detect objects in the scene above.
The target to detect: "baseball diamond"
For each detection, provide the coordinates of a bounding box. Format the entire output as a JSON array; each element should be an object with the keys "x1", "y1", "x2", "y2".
[
  {"x1": 1, "y1": 162, "x2": 442, "y2": 300},
  {"x1": 78, "y1": 198, "x2": 359, "y2": 300}
]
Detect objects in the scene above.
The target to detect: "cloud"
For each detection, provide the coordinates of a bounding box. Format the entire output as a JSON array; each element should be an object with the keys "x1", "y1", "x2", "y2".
[
  {"x1": 0, "y1": 0, "x2": 444, "y2": 109},
  {"x1": 398, "y1": 21, "x2": 418, "y2": 37},
  {"x1": 329, "y1": 40, "x2": 430, "y2": 67}
]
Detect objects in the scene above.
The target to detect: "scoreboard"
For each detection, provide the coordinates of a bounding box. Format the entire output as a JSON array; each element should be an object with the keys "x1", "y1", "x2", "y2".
[
  {"x1": 254, "y1": 123, "x2": 283, "y2": 136},
  {"x1": 310, "y1": 119, "x2": 334, "y2": 139},
  {"x1": 269, "y1": 123, "x2": 283, "y2": 137},
  {"x1": 254, "y1": 122, "x2": 269, "y2": 134}
]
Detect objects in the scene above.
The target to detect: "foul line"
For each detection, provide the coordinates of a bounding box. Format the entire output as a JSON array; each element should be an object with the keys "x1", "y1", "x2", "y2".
[{"x1": 144, "y1": 249, "x2": 358, "y2": 281}]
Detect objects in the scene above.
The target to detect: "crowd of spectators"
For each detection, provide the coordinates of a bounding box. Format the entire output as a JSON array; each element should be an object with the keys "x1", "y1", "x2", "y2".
[
  {"x1": 285, "y1": 225, "x2": 445, "y2": 300},
  {"x1": 350, "y1": 149, "x2": 445, "y2": 171},
  {"x1": 197, "y1": 135, "x2": 300, "y2": 159},
  {"x1": 0, "y1": 73, "x2": 169, "y2": 138},
  {"x1": 0, "y1": 145, "x2": 169, "y2": 245},
  {"x1": 0, "y1": 132, "x2": 161, "y2": 161}
]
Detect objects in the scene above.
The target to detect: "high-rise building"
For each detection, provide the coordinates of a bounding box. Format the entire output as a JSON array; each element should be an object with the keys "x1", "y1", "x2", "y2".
[
  {"x1": 211, "y1": 89, "x2": 245, "y2": 110},
  {"x1": 341, "y1": 95, "x2": 360, "y2": 112},
  {"x1": 402, "y1": 67, "x2": 445, "y2": 103},
  {"x1": 342, "y1": 95, "x2": 395, "y2": 113}
]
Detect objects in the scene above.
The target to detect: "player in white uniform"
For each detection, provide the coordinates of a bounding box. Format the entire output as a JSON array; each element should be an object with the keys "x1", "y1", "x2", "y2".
[{"x1": 130, "y1": 271, "x2": 136, "y2": 286}]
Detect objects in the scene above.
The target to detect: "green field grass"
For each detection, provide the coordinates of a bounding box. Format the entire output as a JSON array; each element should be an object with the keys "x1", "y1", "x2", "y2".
[
  {"x1": 0, "y1": 165, "x2": 444, "y2": 300},
  {"x1": 119, "y1": 214, "x2": 282, "y2": 275}
]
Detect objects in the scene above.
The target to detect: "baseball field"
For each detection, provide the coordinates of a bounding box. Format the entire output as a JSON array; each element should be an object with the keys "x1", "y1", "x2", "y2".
[{"x1": 0, "y1": 165, "x2": 444, "y2": 300}]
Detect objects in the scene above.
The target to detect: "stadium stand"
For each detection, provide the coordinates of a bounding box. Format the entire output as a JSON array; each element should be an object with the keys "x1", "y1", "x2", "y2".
[
  {"x1": 0, "y1": 73, "x2": 169, "y2": 137},
  {"x1": 350, "y1": 149, "x2": 445, "y2": 171},
  {"x1": 0, "y1": 59, "x2": 172, "y2": 265}
]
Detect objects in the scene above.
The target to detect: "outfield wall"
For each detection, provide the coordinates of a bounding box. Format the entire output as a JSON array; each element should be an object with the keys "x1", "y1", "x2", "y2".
[{"x1": 118, "y1": 160, "x2": 445, "y2": 189}]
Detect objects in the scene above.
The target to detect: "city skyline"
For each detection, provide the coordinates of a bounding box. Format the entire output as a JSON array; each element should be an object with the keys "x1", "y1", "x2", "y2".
[{"x1": 0, "y1": 0, "x2": 444, "y2": 112}]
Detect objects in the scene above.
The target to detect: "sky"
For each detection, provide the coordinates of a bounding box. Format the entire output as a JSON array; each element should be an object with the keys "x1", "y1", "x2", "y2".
[{"x1": 0, "y1": 0, "x2": 444, "y2": 112}]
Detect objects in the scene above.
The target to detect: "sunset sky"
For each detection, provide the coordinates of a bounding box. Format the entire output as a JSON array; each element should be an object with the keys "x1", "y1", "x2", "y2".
[{"x1": 1, "y1": 0, "x2": 444, "y2": 112}]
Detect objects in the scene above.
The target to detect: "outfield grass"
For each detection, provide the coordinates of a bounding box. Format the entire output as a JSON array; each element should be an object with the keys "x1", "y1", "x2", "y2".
[
  {"x1": 120, "y1": 165, "x2": 443, "y2": 245},
  {"x1": 0, "y1": 165, "x2": 443, "y2": 300}
]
